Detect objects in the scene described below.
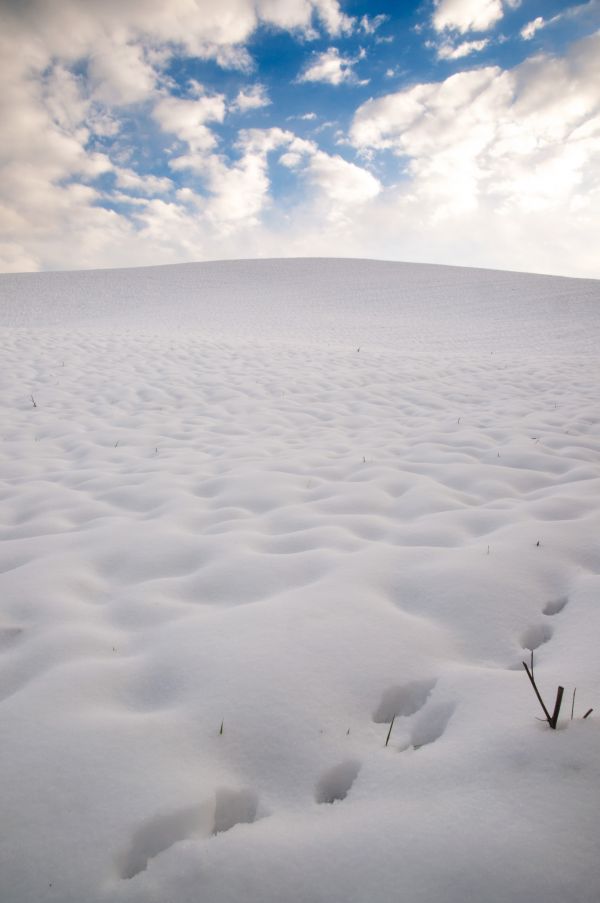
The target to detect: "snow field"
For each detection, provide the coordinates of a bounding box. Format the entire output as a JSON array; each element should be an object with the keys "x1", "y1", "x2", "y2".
[{"x1": 1, "y1": 259, "x2": 600, "y2": 902}]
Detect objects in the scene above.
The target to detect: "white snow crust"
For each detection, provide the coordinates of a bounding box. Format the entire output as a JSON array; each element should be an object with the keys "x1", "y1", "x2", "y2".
[{"x1": 1, "y1": 257, "x2": 599, "y2": 903}]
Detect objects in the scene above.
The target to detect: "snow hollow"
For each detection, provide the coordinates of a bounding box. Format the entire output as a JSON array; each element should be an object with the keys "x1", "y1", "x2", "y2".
[{"x1": 1, "y1": 258, "x2": 600, "y2": 903}]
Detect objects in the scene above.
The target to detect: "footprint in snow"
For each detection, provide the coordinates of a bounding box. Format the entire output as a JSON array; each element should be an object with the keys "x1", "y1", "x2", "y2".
[
  {"x1": 0, "y1": 626, "x2": 24, "y2": 651},
  {"x1": 521, "y1": 623, "x2": 553, "y2": 652},
  {"x1": 212, "y1": 787, "x2": 259, "y2": 836},
  {"x1": 372, "y1": 678, "x2": 437, "y2": 724},
  {"x1": 410, "y1": 702, "x2": 456, "y2": 750},
  {"x1": 315, "y1": 760, "x2": 361, "y2": 804},
  {"x1": 543, "y1": 596, "x2": 568, "y2": 616},
  {"x1": 119, "y1": 788, "x2": 259, "y2": 879}
]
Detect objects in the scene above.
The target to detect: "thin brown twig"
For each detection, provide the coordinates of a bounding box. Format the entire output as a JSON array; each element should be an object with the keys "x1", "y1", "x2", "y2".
[
  {"x1": 385, "y1": 715, "x2": 396, "y2": 748},
  {"x1": 523, "y1": 661, "x2": 552, "y2": 724}
]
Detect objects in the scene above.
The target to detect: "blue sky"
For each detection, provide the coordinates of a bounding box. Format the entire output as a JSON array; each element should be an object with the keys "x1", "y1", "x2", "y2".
[{"x1": 1, "y1": 0, "x2": 599, "y2": 275}]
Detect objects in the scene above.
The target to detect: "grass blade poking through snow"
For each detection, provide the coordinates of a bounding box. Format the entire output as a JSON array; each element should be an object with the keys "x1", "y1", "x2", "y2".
[{"x1": 522, "y1": 661, "x2": 564, "y2": 729}]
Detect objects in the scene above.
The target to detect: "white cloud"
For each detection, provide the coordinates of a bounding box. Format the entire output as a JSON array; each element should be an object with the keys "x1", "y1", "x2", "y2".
[
  {"x1": 521, "y1": 17, "x2": 546, "y2": 40},
  {"x1": 0, "y1": 0, "x2": 355, "y2": 269},
  {"x1": 279, "y1": 151, "x2": 304, "y2": 168},
  {"x1": 277, "y1": 138, "x2": 381, "y2": 218},
  {"x1": 298, "y1": 47, "x2": 367, "y2": 86},
  {"x1": 42, "y1": 65, "x2": 89, "y2": 133},
  {"x1": 232, "y1": 84, "x2": 271, "y2": 112},
  {"x1": 257, "y1": 0, "x2": 355, "y2": 35},
  {"x1": 176, "y1": 127, "x2": 379, "y2": 230},
  {"x1": 0, "y1": 242, "x2": 40, "y2": 273},
  {"x1": 88, "y1": 41, "x2": 157, "y2": 106},
  {"x1": 114, "y1": 168, "x2": 173, "y2": 196},
  {"x1": 521, "y1": 3, "x2": 600, "y2": 41},
  {"x1": 155, "y1": 107, "x2": 288, "y2": 233},
  {"x1": 360, "y1": 14, "x2": 388, "y2": 34},
  {"x1": 153, "y1": 92, "x2": 227, "y2": 159},
  {"x1": 198, "y1": 129, "x2": 290, "y2": 227},
  {"x1": 93, "y1": 126, "x2": 380, "y2": 259},
  {"x1": 348, "y1": 32, "x2": 600, "y2": 271},
  {"x1": 432, "y1": 0, "x2": 504, "y2": 33},
  {"x1": 2, "y1": 0, "x2": 353, "y2": 68},
  {"x1": 0, "y1": 1, "x2": 598, "y2": 279},
  {"x1": 437, "y1": 38, "x2": 490, "y2": 59},
  {"x1": 303, "y1": 151, "x2": 381, "y2": 207}
]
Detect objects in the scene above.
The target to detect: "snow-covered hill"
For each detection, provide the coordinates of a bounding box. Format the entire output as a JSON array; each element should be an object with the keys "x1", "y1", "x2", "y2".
[
  {"x1": 1, "y1": 258, "x2": 599, "y2": 903},
  {"x1": 2, "y1": 258, "x2": 600, "y2": 353}
]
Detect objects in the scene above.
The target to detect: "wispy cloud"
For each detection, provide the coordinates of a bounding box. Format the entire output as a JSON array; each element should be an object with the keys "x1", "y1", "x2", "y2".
[
  {"x1": 360, "y1": 14, "x2": 388, "y2": 35},
  {"x1": 520, "y1": 17, "x2": 546, "y2": 40},
  {"x1": 436, "y1": 38, "x2": 490, "y2": 59},
  {"x1": 520, "y1": 0, "x2": 599, "y2": 40}
]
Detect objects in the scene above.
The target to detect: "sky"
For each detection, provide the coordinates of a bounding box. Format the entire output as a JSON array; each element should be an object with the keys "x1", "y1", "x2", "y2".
[{"x1": 1, "y1": 0, "x2": 599, "y2": 277}]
